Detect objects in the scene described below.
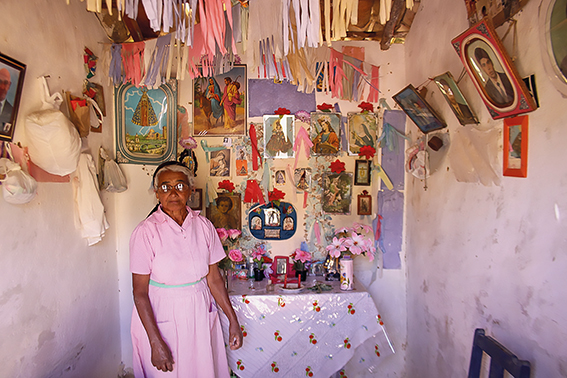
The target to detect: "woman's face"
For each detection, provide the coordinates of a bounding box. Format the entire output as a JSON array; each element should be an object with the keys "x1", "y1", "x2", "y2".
[{"x1": 155, "y1": 171, "x2": 192, "y2": 215}]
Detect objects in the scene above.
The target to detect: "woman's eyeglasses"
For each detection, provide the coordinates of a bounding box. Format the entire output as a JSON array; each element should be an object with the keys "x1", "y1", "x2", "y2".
[{"x1": 158, "y1": 183, "x2": 189, "y2": 193}]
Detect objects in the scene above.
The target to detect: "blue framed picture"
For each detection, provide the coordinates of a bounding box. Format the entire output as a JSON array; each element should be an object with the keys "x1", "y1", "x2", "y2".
[
  {"x1": 249, "y1": 201, "x2": 297, "y2": 240},
  {"x1": 115, "y1": 81, "x2": 177, "y2": 164},
  {"x1": 393, "y1": 84, "x2": 446, "y2": 134}
]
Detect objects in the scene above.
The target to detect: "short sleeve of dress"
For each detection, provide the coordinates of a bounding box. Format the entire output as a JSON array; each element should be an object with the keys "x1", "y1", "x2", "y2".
[{"x1": 130, "y1": 222, "x2": 154, "y2": 275}]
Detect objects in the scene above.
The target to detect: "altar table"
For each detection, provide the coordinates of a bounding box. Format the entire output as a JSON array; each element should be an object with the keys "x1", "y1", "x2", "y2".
[{"x1": 220, "y1": 278, "x2": 394, "y2": 377}]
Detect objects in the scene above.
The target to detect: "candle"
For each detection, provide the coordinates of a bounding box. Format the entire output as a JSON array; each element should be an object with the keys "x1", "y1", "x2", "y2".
[{"x1": 284, "y1": 273, "x2": 287, "y2": 288}]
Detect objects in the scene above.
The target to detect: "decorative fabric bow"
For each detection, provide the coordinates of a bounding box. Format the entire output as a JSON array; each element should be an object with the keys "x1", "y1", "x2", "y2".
[
  {"x1": 218, "y1": 180, "x2": 235, "y2": 193},
  {"x1": 317, "y1": 103, "x2": 333, "y2": 112},
  {"x1": 359, "y1": 146, "x2": 376, "y2": 160},
  {"x1": 330, "y1": 159, "x2": 346, "y2": 174},
  {"x1": 358, "y1": 101, "x2": 374, "y2": 113},
  {"x1": 268, "y1": 188, "x2": 285, "y2": 202}
]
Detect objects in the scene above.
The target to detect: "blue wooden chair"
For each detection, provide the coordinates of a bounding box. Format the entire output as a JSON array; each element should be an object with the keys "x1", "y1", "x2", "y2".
[{"x1": 468, "y1": 328, "x2": 531, "y2": 378}]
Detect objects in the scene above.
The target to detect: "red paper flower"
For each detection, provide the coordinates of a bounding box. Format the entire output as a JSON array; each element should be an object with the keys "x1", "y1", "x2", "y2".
[
  {"x1": 274, "y1": 107, "x2": 291, "y2": 115},
  {"x1": 317, "y1": 103, "x2": 334, "y2": 112},
  {"x1": 330, "y1": 159, "x2": 346, "y2": 174},
  {"x1": 359, "y1": 146, "x2": 376, "y2": 160},
  {"x1": 268, "y1": 188, "x2": 286, "y2": 202},
  {"x1": 218, "y1": 180, "x2": 235, "y2": 193},
  {"x1": 358, "y1": 101, "x2": 374, "y2": 113}
]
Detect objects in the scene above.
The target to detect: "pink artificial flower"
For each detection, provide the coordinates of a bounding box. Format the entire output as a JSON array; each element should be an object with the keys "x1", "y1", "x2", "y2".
[
  {"x1": 293, "y1": 249, "x2": 312, "y2": 263},
  {"x1": 353, "y1": 222, "x2": 373, "y2": 235},
  {"x1": 228, "y1": 229, "x2": 242, "y2": 239},
  {"x1": 252, "y1": 249, "x2": 265, "y2": 261},
  {"x1": 326, "y1": 237, "x2": 346, "y2": 258},
  {"x1": 335, "y1": 227, "x2": 352, "y2": 235},
  {"x1": 347, "y1": 233, "x2": 366, "y2": 255},
  {"x1": 228, "y1": 249, "x2": 244, "y2": 262},
  {"x1": 216, "y1": 228, "x2": 228, "y2": 242}
]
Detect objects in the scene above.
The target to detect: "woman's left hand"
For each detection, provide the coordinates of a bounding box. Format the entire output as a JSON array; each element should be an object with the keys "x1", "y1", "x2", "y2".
[{"x1": 228, "y1": 321, "x2": 243, "y2": 350}]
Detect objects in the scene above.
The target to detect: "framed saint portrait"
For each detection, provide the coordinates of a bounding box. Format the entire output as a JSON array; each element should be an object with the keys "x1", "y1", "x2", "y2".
[
  {"x1": 393, "y1": 84, "x2": 446, "y2": 134},
  {"x1": 310, "y1": 112, "x2": 341, "y2": 155},
  {"x1": 357, "y1": 191, "x2": 372, "y2": 216},
  {"x1": 193, "y1": 65, "x2": 246, "y2": 136},
  {"x1": 0, "y1": 53, "x2": 25, "y2": 142},
  {"x1": 115, "y1": 81, "x2": 177, "y2": 164},
  {"x1": 209, "y1": 149, "x2": 231, "y2": 177},
  {"x1": 451, "y1": 18, "x2": 537, "y2": 119},
  {"x1": 433, "y1": 72, "x2": 479, "y2": 125},
  {"x1": 503, "y1": 115, "x2": 528, "y2": 178},
  {"x1": 264, "y1": 115, "x2": 294, "y2": 159},
  {"x1": 206, "y1": 194, "x2": 241, "y2": 230},
  {"x1": 272, "y1": 168, "x2": 286, "y2": 186},
  {"x1": 354, "y1": 160, "x2": 372, "y2": 186},
  {"x1": 294, "y1": 168, "x2": 312, "y2": 192},
  {"x1": 322, "y1": 172, "x2": 352, "y2": 214},
  {"x1": 248, "y1": 202, "x2": 297, "y2": 240},
  {"x1": 347, "y1": 113, "x2": 378, "y2": 155}
]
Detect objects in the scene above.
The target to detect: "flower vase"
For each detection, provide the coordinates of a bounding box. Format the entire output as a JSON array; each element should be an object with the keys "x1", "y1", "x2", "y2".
[
  {"x1": 295, "y1": 270, "x2": 308, "y2": 282},
  {"x1": 340, "y1": 255, "x2": 354, "y2": 290},
  {"x1": 254, "y1": 267, "x2": 264, "y2": 281}
]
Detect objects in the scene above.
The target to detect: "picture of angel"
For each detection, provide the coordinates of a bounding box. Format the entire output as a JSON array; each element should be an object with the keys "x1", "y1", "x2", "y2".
[
  {"x1": 310, "y1": 113, "x2": 341, "y2": 155},
  {"x1": 264, "y1": 115, "x2": 294, "y2": 158},
  {"x1": 347, "y1": 113, "x2": 378, "y2": 155},
  {"x1": 322, "y1": 172, "x2": 352, "y2": 214},
  {"x1": 294, "y1": 168, "x2": 311, "y2": 192},
  {"x1": 210, "y1": 149, "x2": 230, "y2": 176}
]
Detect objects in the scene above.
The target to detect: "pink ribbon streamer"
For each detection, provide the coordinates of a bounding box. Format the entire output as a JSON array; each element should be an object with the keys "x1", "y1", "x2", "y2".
[
  {"x1": 303, "y1": 191, "x2": 308, "y2": 208},
  {"x1": 314, "y1": 221, "x2": 321, "y2": 244},
  {"x1": 293, "y1": 126, "x2": 313, "y2": 169},
  {"x1": 375, "y1": 214, "x2": 383, "y2": 241},
  {"x1": 329, "y1": 48, "x2": 345, "y2": 98},
  {"x1": 367, "y1": 65, "x2": 380, "y2": 103}
]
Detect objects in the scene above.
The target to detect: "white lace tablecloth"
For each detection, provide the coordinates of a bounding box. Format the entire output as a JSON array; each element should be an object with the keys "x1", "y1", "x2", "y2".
[{"x1": 220, "y1": 279, "x2": 394, "y2": 377}]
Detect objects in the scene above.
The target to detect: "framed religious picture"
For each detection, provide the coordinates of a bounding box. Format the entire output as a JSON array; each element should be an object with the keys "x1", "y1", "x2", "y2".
[
  {"x1": 206, "y1": 193, "x2": 242, "y2": 230},
  {"x1": 393, "y1": 84, "x2": 446, "y2": 134},
  {"x1": 310, "y1": 112, "x2": 341, "y2": 155},
  {"x1": 193, "y1": 65, "x2": 247, "y2": 136},
  {"x1": 357, "y1": 190, "x2": 372, "y2": 216},
  {"x1": 115, "y1": 81, "x2": 177, "y2": 164},
  {"x1": 294, "y1": 168, "x2": 312, "y2": 192},
  {"x1": 0, "y1": 53, "x2": 26, "y2": 142},
  {"x1": 271, "y1": 168, "x2": 286, "y2": 186},
  {"x1": 503, "y1": 115, "x2": 528, "y2": 178},
  {"x1": 209, "y1": 148, "x2": 231, "y2": 177},
  {"x1": 234, "y1": 145, "x2": 248, "y2": 176},
  {"x1": 451, "y1": 18, "x2": 537, "y2": 119},
  {"x1": 347, "y1": 113, "x2": 378, "y2": 155},
  {"x1": 248, "y1": 202, "x2": 297, "y2": 240},
  {"x1": 264, "y1": 114, "x2": 294, "y2": 158},
  {"x1": 354, "y1": 160, "x2": 372, "y2": 186},
  {"x1": 188, "y1": 188, "x2": 203, "y2": 210},
  {"x1": 433, "y1": 72, "x2": 479, "y2": 125},
  {"x1": 322, "y1": 172, "x2": 353, "y2": 214}
]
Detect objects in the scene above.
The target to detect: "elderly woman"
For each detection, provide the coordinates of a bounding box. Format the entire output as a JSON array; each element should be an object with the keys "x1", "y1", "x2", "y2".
[{"x1": 130, "y1": 161, "x2": 243, "y2": 377}]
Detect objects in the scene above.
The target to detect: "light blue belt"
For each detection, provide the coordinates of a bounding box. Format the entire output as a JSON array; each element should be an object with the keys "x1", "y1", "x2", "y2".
[{"x1": 149, "y1": 278, "x2": 202, "y2": 288}]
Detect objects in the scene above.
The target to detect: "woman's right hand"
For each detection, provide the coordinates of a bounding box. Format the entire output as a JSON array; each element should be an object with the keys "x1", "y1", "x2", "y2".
[{"x1": 150, "y1": 339, "x2": 174, "y2": 372}]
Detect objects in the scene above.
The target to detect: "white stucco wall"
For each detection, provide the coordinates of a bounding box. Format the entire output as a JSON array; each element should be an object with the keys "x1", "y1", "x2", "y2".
[
  {"x1": 0, "y1": 1, "x2": 121, "y2": 377},
  {"x1": 404, "y1": 0, "x2": 567, "y2": 377}
]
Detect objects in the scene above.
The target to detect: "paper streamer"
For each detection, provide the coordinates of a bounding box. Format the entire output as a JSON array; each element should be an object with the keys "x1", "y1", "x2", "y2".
[
  {"x1": 373, "y1": 161, "x2": 393, "y2": 190},
  {"x1": 293, "y1": 126, "x2": 313, "y2": 169},
  {"x1": 244, "y1": 179, "x2": 265, "y2": 204},
  {"x1": 200, "y1": 140, "x2": 226, "y2": 163},
  {"x1": 313, "y1": 220, "x2": 321, "y2": 244},
  {"x1": 249, "y1": 123, "x2": 262, "y2": 170}
]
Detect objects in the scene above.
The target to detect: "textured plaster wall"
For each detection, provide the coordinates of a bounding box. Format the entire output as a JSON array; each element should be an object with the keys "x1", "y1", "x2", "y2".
[
  {"x1": 0, "y1": 1, "x2": 121, "y2": 376},
  {"x1": 404, "y1": 0, "x2": 567, "y2": 377}
]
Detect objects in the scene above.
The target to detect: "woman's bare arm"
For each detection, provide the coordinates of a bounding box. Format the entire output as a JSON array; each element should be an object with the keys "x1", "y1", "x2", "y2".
[
  {"x1": 132, "y1": 273, "x2": 175, "y2": 371},
  {"x1": 206, "y1": 264, "x2": 243, "y2": 350}
]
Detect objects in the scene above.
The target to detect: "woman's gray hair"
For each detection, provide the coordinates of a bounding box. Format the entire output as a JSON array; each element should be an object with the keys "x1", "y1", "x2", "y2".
[{"x1": 152, "y1": 164, "x2": 195, "y2": 191}]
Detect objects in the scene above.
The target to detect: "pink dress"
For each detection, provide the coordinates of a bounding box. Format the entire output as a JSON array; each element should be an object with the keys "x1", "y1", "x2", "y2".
[{"x1": 130, "y1": 206, "x2": 229, "y2": 378}]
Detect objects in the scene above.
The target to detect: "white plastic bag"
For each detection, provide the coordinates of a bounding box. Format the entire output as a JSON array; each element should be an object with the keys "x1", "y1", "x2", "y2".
[
  {"x1": 0, "y1": 158, "x2": 38, "y2": 204},
  {"x1": 25, "y1": 77, "x2": 81, "y2": 176},
  {"x1": 100, "y1": 147, "x2": 127, "y2": 193}
]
